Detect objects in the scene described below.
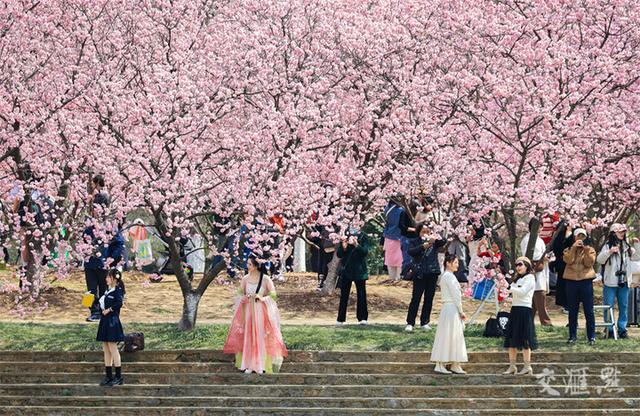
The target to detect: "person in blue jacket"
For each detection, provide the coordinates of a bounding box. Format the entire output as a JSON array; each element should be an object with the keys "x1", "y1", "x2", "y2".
[
  {"x1": 97, "y1": 269, "x2": 126, "y2": 386},
  {"x1": 382, "y1": 199, "x2": 404, "y2": 280},
  {"x1": 83, "y1": 193, "x2": 125, "y2": 322}
]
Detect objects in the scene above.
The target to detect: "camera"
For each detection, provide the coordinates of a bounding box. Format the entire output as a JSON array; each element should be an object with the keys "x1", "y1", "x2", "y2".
[{"x1": 616, "y1": 269, "x2": 627, "y2": 288}]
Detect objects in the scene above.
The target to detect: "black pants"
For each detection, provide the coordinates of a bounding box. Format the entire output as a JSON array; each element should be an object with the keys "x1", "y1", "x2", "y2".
[
  {"x1": 555, "y1": 273, "x2": 568, "y2": 308},
  {"x1": 337, "y1": 279, "x2": 368, "y2": 323},
  {"x1": 85, "y1": 268, "x2": 107, "y2": 315},
  {"x1": 406, "y1": 273, "x2": 438, "y2": 326},
  {"x1": 2, "y1": 247, "x2": 8, "y2": 263},
  {"x1": 566, "y1": 279, "x2": 595, "y2": 340}
]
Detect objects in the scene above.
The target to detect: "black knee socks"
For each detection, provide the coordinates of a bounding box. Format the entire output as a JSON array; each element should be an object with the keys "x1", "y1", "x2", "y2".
[
  {"x1": 105, "y1": 367, "x2": 113, "y2": 379},
  {"x1": 115, "y1": 367, "x2": 122, "y2": 378}
]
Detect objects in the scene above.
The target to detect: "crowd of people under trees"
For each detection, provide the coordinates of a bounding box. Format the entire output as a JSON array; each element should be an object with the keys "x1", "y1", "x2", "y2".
[{"x1": 1, "y1": 173, "x2": 639, "y2": 384}]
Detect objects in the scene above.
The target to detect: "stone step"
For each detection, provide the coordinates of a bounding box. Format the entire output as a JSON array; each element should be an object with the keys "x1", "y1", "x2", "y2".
[
  {"x1": 0, "y1": 396, "x2": 637, "y2": 410},
  {"x1": 0, "y1": 350, "x2": 637, "y2": 363},
  {"x1": 2, "y1": 372, "x2": 638, "y2": 386},
  {"x1": 0, "y1": 361, "x2": 633, "y2": 374},
  {"x1": 0, "y1": 406, "x2": 636, "y2": 416},
  {"x1": 0, "y1": 384, "x2": 638, "y2": 399}
]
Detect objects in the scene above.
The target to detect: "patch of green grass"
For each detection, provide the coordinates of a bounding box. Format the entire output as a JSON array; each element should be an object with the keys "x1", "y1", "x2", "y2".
[{"x1": 0, "y1": 322, "x2": 638, "y2": 352}]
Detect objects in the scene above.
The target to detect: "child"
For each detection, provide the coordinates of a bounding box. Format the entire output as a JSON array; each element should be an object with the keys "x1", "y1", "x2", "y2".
[
  {"x1": 223, "y1": 256, "x2": 288, "y2": 373},
  {"x1": 96, "y1": 269, "x2": 125, "y2": 386}
]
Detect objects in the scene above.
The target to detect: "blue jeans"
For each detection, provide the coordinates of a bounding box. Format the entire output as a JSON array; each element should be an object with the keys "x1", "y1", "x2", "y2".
[
  {"x1": 603, "y1": 285, "x2": 629, "y2": 333},
  {"x1": 566, "y1": 279, "x2": 595, "y2": 340}
]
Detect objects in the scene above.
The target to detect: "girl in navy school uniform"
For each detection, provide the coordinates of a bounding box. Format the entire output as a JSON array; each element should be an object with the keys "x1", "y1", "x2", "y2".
[{"x1": 97, "y1": 269, "x2": 125, "y2": 386}]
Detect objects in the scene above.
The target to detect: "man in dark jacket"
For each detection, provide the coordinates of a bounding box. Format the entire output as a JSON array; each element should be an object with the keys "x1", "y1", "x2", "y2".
[
  {"x1": 336, "y1": 229, "x2": 370, "y2": 326},
  {"x1": 405, "y1": 223, "x2": 446, "y2": 331},
  {"x1": 84, "y1": 193, "x2": 125, "y2": 322}
]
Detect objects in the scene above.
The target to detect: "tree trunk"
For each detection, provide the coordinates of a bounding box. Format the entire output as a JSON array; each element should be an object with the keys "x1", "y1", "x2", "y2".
[
  {"x1": 22, "y1": 234, "x2": 43, "y2": 298},
  {"x1": 153, "y1": 208, "x2": 200, "y2": 331},
  {"x1": 525, "y1": 216, "x2": 541, "y2": 260},
  {"x1": 178, "y1": 291, "x2": 202, "y2": 331},
  {"x1": 502, "y1": 208, "x2": 518, "y2": 269},
  {"x1": 320, "y1": 253, "x2": 340, "y2": 296}
]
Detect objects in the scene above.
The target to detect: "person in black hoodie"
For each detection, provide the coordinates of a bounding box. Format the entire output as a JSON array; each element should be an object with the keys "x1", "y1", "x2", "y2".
[
  {"x1": 551, "y1": 220, "x2": 574, "y2": 312},
  {"x1": 335, "y1": 229, "x2": 370, "y2": 326},
  {"x1": 405, "y1": 223, "x2": 446, "y2": 331}
]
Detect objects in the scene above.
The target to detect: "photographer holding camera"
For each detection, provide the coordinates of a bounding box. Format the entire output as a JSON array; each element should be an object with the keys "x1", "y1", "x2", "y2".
[
  {"x1": 563, "y1": 228, "x2": 597, "y2": 345},
  {"x1": 596, "y1": 223, "x2": 640, "y2": 339}
]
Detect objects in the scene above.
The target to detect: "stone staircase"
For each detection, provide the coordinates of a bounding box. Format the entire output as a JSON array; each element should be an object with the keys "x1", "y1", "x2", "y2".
[{"x1": 0, "y1": 350, "x2": 638, "y2": 415}]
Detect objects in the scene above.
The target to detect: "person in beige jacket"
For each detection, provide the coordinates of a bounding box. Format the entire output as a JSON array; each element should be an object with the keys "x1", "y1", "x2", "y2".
[{"x1": 563, "y1": 228, "x2": 597, "y2": 345}]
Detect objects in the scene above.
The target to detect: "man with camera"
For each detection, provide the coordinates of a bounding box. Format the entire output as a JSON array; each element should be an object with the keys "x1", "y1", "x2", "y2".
[
  {"x1": 563, "y1": 228, "x2": 597, "y2": 345},
  {"x1": 596, "y1": 223, "x2": 640, "y2": 339}
]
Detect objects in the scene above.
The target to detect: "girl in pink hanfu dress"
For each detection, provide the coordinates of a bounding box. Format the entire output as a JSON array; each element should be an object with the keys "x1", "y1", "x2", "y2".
[{"x1": 223, "y1": 256, "x2": 288, "y2": 374}]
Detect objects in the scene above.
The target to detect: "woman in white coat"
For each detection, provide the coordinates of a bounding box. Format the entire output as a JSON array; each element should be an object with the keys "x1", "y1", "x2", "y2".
[
  {"x1": 430, "y1": 252, "x2": 468, "y2": 374},
  {"x1": 520, "y1": 221, "x2": 552, "y2": 326}
]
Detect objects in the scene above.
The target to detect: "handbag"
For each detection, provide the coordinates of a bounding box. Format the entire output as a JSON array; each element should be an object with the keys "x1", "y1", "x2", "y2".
[
  {"x1": 496, "y1": 311, "x2": 510, "y2": 333},
  {"x1": 120, "y1": 332, "x2": 145, "y2": 352},
  {"x1": 81, "y1": 292, "x2": 95, "y2": 308},
  {"x1": 135, "y1": 239, "x2": 153, "y2": 266},
  {"x1": 483, "y1": 314, "x2": 503, "y2": 337}
]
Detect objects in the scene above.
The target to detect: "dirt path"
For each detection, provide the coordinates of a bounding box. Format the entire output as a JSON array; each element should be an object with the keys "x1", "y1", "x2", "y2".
[{"x1": 0, "y1": 268, "x2": 580, "y2": 328}]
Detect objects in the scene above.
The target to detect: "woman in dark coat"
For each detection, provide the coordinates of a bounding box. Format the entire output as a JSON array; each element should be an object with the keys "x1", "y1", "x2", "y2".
[
  {"x1": 97, "y1": 269, "x2": 125, "y2": 386},
  {"x1": 405, "y1": 223, "x2": 446, "y2": 331},
  {"x1": 551, "y1": 220, "x2": 573, "y2": 311},
  {"x1": 336, "y1": 230, "x2": 370, "y2": 325}
]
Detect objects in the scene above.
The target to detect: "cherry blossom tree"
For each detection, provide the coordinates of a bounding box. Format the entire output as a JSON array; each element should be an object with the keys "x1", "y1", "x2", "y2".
[
  {"x1": 0, "y1": 0, "x2": 119, "y2": 306},
  {"x1": 428, "y1": 0, "x2": 640, "y2": 263},
  {"x1": 2, "y1": 0, "x2": 640, "y2": 328}
]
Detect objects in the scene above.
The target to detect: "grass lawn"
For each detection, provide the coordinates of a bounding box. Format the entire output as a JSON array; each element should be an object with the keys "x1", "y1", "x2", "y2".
[{"x1": 1, "y1": 322, "x2": 639, "y2": 352}]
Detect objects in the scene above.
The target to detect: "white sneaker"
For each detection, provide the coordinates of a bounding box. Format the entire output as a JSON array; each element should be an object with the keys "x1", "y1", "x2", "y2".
[
  {"x1": 335, "y1": 321, "x2": 344, "y2": 327},
  {"x1": 405, "y1": 325, "x2": 414, "y2": 332},
  {"x1": 244, "y1": 369, "x2": 252, "y2": 374},
  {"x1": 421, "y1": 324, "x2": 432, "y2": 330},
  {"x1": 358, "y1": 320, "x2": 368, "y2": 325}
]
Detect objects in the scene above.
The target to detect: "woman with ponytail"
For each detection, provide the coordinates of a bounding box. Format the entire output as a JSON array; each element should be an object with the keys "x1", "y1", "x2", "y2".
[
  {"x1": 96, "y1": 269, "x2": 125, "y2": 386},
  {"x1": 223, "y1": 256, "x2": 288, "y2": 374}
]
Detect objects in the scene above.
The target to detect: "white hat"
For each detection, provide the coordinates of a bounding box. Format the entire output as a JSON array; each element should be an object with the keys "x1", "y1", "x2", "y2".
[
  {"x1": 573, "y1": 228, "x2": 587, "y2": 237},
  {"x1": 610, "y1": 223, "x2": 627, "y2": 233}
]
